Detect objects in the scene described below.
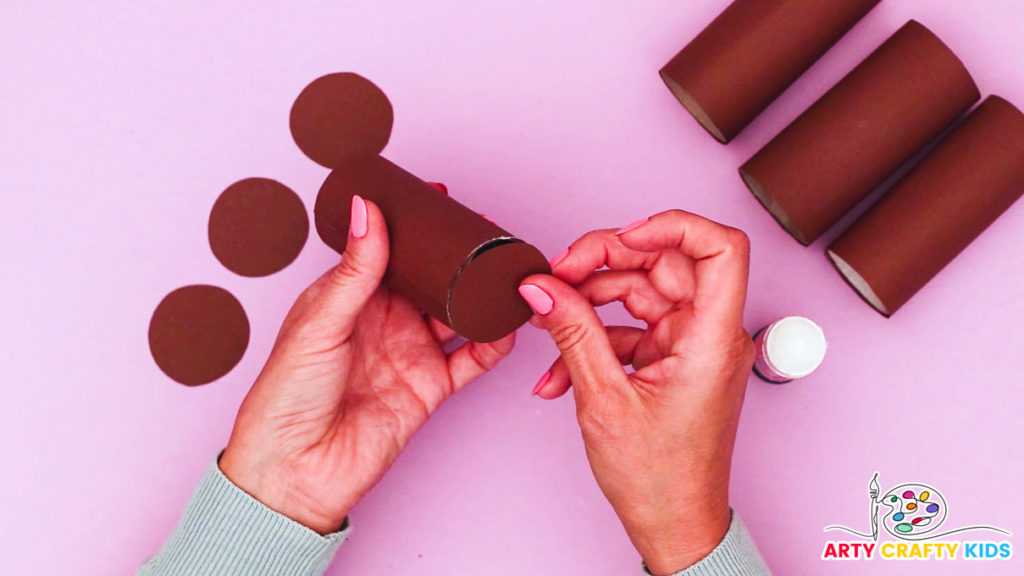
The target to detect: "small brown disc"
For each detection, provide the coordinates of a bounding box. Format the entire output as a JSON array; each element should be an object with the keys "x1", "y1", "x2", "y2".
[
  {"x1": 449, "y1": 241, "x2": 551, "y2": 343},
  {"x1": 208, "y1": 178, "x2": 308, "y2": 277},
  {"x1": 148, "y1": 285, "x2": 250, "y2": 386},
  {"x1": 290, "y1": 72, "x2": 394, "y2": 168}
]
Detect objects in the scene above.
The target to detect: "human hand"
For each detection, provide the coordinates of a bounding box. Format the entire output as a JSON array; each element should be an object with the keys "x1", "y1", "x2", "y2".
[
  {"x1": 518, "y1": 210, "x2": 754, "y2": 575},
  {"x1": 220, "y1": 195, "x2": 515, "y2": 534}
]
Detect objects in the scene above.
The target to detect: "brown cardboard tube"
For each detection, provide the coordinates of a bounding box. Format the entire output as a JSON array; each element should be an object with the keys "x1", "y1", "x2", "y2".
[
  {"x1": 827, "y1": 96, "x2": 1024, "y2": 316},
  {"x1": 660, "y1": 0, "x2": 881, "y2": 144},
  {"x1": 315, "y1": 155, "x2": 550, "y2": 342},
  {"x1": 740, "y1": 20, "x2": 980, "y2": 245}
]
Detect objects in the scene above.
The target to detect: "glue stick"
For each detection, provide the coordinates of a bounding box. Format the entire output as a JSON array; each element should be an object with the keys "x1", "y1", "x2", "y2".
[{"x1": 752, "y1": 316, "x2": 827, "y2": 383}]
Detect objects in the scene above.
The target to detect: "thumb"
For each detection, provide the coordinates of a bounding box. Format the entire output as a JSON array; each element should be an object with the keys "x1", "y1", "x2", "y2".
[
  {"x1": 518, "y1": 274, "x2": 626, "y2": 397},
  {"x1": 306, "y1": 195, "x2": 389, "y2": 341}
]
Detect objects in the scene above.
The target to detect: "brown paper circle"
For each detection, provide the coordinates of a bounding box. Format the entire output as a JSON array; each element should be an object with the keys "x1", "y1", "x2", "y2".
[
  {"x1": 290, "y1": 72, "x2": 394, "y2": 168},
  {"x1": 149, "y1": 285, "x2": 250, "y2": 386},
  {"x1": 449, "y1": 241, "x2": 551, "y2": 343},
  {"x1": 208, "y1": 178, "x2": 309, "y2": 277}
]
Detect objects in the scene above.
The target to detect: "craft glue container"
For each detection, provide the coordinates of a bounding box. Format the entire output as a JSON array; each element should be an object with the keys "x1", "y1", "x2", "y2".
[{"x1": 752, "y1": 316, "x2": 827, "y2": 383}]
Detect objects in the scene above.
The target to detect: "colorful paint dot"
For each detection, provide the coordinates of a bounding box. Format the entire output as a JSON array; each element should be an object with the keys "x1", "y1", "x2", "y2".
[
  {"x1": 920, "y1": 491, "x2": 930, "y2": 502},
  {"x1": 907, "y1": 502, "x2": 917, "y2": 511},
  {"x1": 926, "y1": 503, "x2": 939, "y2": 513},
  {"x1": 912, "y1": 517, "x2": 923, "y2": 525},
  {"x1": 893, "y1": 513, "x2": 905, "y2": 521},
  {"x1": 903, "y1": 490, "x2": 915, "y2": 499},
  {"x1": 896, "y1": 523, "x2": 914, "y2": 533},
  {"x1": 891, "y1": 496, "x2": 899, "y2": 503}
]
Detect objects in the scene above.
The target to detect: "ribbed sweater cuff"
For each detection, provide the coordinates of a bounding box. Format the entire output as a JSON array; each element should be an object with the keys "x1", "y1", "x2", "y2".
[
  {"x1": 139, "y1": 459, "x2": 350, "y2": 576},
  {"x1": 646, "y1": 512, "x2": 771, "y2": 576}
]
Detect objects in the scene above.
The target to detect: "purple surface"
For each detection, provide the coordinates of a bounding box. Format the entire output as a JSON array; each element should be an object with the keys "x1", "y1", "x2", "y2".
[{"x1": 1, "y1": 1, "x2": 1021, "y2": 574}]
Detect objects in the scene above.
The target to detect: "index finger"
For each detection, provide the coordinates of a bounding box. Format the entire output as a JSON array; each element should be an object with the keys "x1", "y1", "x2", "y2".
[
  {"x1": 616, "y1": 210, "x2": 750, "y2": 325},
  {"x1": 550, "y1": 228, "x2": 662, "y2": 285}
]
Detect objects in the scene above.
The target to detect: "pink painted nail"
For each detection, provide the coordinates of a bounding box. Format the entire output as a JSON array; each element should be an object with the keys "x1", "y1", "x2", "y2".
[
  {"x1": 350, "y1": 195, "x2": 368, "y2": 238},
  {"x1": 518, "y1": 284, "x2": 554, "y2": 315},
  {"x1": 549, "y1": 248, "x2": 570, "y2": 268},
  {"x1": 428, "y1": 182, "x2": 448, "y2": 195},
  {"x1": 615, "y1": 217, "x2": 649, "y2": 235},
  {"x1": 482, "y1": 214, "x2": 496, "y2": 224},
  {"x1": 532, "y1": 371, "x2": 551, "y2": 396}
]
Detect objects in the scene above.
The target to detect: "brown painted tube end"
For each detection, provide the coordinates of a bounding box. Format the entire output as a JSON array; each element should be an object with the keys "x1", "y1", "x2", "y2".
[
  {"x1": 738, "y1": 167, "x2": 811, "y2": 245},
  {"x1": 659, "y1": 67, "x2": 730, "y2": 144},
  {"x1": 449, "y1": 240, "x2": 552, "y2": 342},
  {"x1": 826, "y1": 249, "x2": 892, "y2": 317},
  {"x1": 825, "y1": 94, "x2": 1024, "y2": 318}
]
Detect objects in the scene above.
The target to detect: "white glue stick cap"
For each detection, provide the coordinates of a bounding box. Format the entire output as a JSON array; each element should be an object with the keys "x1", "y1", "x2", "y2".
[{"x1": 765, "y1": 316, "x2": 827, "y2": 378}]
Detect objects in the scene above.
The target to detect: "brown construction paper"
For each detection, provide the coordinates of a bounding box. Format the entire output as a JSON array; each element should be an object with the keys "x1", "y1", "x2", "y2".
[
  {"x1": 315, "y1": 155, "x2": 550, "y2": 342},
  {"x1": 208, "y1": 178, "x2": 309, "y2": 277},
  {"x1": 148, "y1": 285, "x2": 250, "y2": 386},
  {"x1": 827, "y1": 96, "x2": 1024, "y2": 316},
  {"x1": 660, "y1": 0, "x2": 880, "y2": 144},
  {"x1": 449, "y1": 240, "x2": 550, "y2": 343},
  {"x1": 740, "y1": 20, "x2": 980, "y2": 245},
  {"x1": 290, "y1": 73, "x2": 394, "y2": 168}
]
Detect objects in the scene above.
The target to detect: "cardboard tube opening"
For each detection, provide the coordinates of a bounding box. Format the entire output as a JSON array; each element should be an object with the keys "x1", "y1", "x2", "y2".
[
  {"x1": 658, "y1": 0, "x2": 882, "y2": 143},
  {"x1": 446, "y1": 236, "x2": 521, "y2": 322},
  {"x1": 825, "y1": 96, "x2": 1024, "y2": 316},
  {"x1": 465, "y1": 237, "x2": 521, "y2": 264},
  {"x1": 826, "y1": 249, "x2": 890, "y2": 316},
  {"x1": 660, "y1": 70, "x2": 728, "y2": 143},
  {"x1": 739, "y1": 168, "x2": 809, "y2": 245}
]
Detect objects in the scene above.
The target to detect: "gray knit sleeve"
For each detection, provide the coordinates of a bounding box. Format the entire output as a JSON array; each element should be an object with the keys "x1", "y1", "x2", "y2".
[
  {"x1": 645, "y1": 512, "x2": 771, "y2": 576},
  {"x1": 138, "y1": 459, "x2": 350, "y2": 576}
]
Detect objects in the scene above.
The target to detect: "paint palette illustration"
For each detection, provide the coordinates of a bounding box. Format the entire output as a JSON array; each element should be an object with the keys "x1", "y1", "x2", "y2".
[
  {"x1": 879, "y1": 484, "x2": 946, "y2": 538},
  {"x1": 825, "y1": 473, "x2": 1011, "y2": 542}
]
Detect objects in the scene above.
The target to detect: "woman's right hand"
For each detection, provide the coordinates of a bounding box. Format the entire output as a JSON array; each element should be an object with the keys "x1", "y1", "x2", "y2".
[{"x1": 518, "y1": 210, "x2": 755, "y2": 576}]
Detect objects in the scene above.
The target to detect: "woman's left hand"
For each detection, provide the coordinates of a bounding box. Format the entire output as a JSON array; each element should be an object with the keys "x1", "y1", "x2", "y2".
[{"x1": 220, "y1": 196, "x2": 515, "y2": 533}]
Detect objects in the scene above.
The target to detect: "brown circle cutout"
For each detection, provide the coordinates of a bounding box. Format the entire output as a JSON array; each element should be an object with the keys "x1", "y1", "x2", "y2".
[
  {"x1": 149, "y1": 285, "x2": 250, "y2": 386},
  {"x1": 290, "y1": 72, "x2": 394, "y2": 168},
  {"x1": 449, "y1": 241, "x2": 552, "y2": 343},
  {"x1": 208, "y1": 178, "x2": 309, "y2": 277}
]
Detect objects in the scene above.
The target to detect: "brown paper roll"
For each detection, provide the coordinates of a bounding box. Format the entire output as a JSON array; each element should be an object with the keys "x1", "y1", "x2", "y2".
[
  {"x1": 827, "y1": 96, "x2": 1024, "y2": 316},
  {"x1": 740, "y1": 20, "x2": 980, "y2": 245},
  {"x1": 315, "y1": 156, "x2": 550, "y2": 342},
  {"x1": 660, "y1": 0, "x2": 881, "y2": 144}
]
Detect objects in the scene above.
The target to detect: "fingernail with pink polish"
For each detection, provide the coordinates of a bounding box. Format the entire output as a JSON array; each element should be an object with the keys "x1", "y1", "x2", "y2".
[
  {"x1": 615, "y1": 217, "x2": 649, "y2": 235},
  {"x1": 532, "y1": 371, "x2": 551, "y2": 396},
  {"x1": 549, "y1": 248, "x2": 570, "y2": 268},
  {"x1": 482, "y1": 214, "x2": 496, "y2": 224},
  {"x1": 350, "y1": 195, "x2": 368, "y2": 238},
  {"x1": 518, "y1": 284, "x2": 554, "y2": 315}
]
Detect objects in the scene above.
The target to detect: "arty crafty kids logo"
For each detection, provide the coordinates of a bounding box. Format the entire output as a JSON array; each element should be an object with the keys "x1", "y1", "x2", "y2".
[{"x1": 822, "y1": 473, "x2": 1012, "y2": 562}]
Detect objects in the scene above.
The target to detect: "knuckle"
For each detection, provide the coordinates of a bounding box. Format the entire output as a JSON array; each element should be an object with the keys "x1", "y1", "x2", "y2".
[
  {"x1": 725, "y1": 227, "x2": 751, "y2": 254},
  {"x1": 331, "y1": 253, "x2": 366, "y2": 285},
  {"x1": 468, "y1": 342, "x2": 502, "y2": 370},
  {"x1": 549, "y1": 321, "x2": 591, "y2": 353},
  {"x1": 578, "y1": 229, "x2": 607, "y2": 246}
]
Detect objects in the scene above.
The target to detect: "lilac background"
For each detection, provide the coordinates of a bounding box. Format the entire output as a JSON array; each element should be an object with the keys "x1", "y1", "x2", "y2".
[{"x1": 2, "y1": 1, "x2": 1022, "y2": 574}]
